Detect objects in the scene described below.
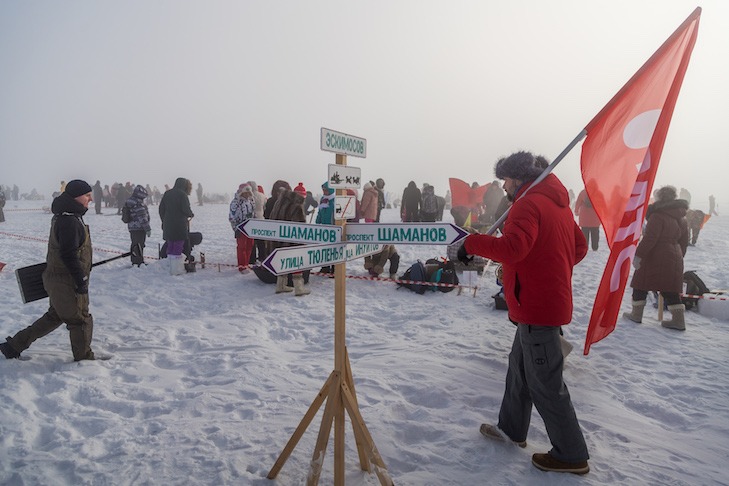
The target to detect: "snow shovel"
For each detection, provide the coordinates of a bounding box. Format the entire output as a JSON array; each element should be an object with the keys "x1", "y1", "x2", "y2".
[{"x1": 15, "y1": 244, "x2": 142, "y2": 304}]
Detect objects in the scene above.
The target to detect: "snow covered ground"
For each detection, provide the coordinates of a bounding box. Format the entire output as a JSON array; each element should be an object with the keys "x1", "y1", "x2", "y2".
[{"x1": 1, "y1": 199, "x2": 727, "y2": 485}]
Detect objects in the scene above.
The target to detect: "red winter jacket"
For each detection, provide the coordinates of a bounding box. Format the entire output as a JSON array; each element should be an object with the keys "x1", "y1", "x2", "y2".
[{"x1": 464, "y1": 174, "x2": 587, "y2": 326}]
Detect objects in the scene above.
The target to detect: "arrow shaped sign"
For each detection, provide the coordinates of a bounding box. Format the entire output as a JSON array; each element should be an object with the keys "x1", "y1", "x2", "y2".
[
  {"x1": 263, "y1": 243, "x2": 347, "y2": 275},
  {"x1": 345, "y1": 223, "x2": 468, "y2": 246},
  {"x1": 238, "y1": 219, "x2": 341, "y2": 245}
]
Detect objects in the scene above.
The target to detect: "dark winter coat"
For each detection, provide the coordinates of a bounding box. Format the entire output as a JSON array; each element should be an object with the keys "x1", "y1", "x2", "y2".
[
  {"x1": 266, "y1": 190, "x2": 306, "y2": 254},
  {"x1": 124, "y1": 185, "x2": 151, "y2": 232},
  {"x1": 631, "y1": 199, "x2": 689, "y2": 293},
  {"x1": 482, "y1": 183, "x2": 505, "y2": 218},
  {"x1": 401, "y1": 182, "x2": 421, "y2": 222},
  {"x1": 46, "y1": 192, "x2": 92, "y2": 290},
  {"x1": 264, "y1": 180, "x2": 291, "y2": 219},
  {"x1": 92, "y1": 182, "x2": 103, "y2": 202},
  {"x1": 375, "y1": 180, "x2": 386, "y2": 222},
  {"x1": 464, "y1": 174, "x2": 587, "y2": 326},
  {"x1": 420, "y1": 185, "x2": 438, "y2": 221},
  {"x1": 159, "y1": 178, "x2": 194, "y2": 241}
]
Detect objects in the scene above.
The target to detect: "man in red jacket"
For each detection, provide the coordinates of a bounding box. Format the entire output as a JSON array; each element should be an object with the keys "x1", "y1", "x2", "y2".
[{"x1": 458, "y1": 151, "x2": 589, "y2": 475}]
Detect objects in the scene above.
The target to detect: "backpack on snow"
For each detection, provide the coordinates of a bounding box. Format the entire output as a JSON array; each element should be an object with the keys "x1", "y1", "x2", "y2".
[
  {"x1": 398, "y1": 261, "x2": 428, "y2": 294},
  {"x1": 682, "y1": 270, "x2": 710, "y2": 310},
  {"x1": 398, "y1": 259, "x2": 459, "y2": 294},
  {"x1": 425, "y1": 258, "x2": 459, "y2": 293}
]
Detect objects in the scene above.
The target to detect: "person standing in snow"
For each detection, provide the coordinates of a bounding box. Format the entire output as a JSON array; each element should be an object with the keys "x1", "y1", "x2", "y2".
[
  {"x1": 458, "y1": 151, "x2": 590, "y2": 475},
  {"x1": 0, "y1": 186, "x2": 5, "y2": 223},
  {"x1": 574, "y1": 189, "x2": 601, "y2": 251},
  {"x1": 303, "y1": 190, "x2": 318, "y2": 220},
  {"x1": 264, "y1": 180, "x2": 291, "y2": 220},
  {"x1": 686, "y1": 208, "x2": 705, "y2": 246},
  {"x1": 92, "y1": 180, "x2": 103, "y2": 215},
  {"x1": 122, "y1": 184, "x2": 151, "y2": 266},
  {"x1": 623, "y1": 185, "x2": 689, "y2": 330},
  {"x1": 315, "y1": 181, "x2": 336, "y2": 275},
  {"x1": 401, "y1": 181, "x2": 421, "y2": 222},
  {"x1": 246, "y1": 180, "x2": 266, "y2": 264},
  {"x1": 375, "y1": 178, "x2": 386, "y2": 222},
  {"x1": 1, "y1": 180, "x2": 97, "y2": 361},
  {"x1": 359, "y1": 182, "x2": 379, "y2": 223},
  {"x1": 482, "y1": 180, "x2": 505, "y2": 225},
  {"x1": 159, "y1": 178, "x2": 194, "y2": 276},
  {"x1": 196, "y1": 183, "x2": 204, "y2": 206},
  {"x1": 708, "y1": 194, "x2": 718, "y2": 216},
  {"x1": 229, "y1": 184, "x2": 256, "y2": 273},
  {"x1": 268, "y1": 187, "x2": 310, "y2": 296}
]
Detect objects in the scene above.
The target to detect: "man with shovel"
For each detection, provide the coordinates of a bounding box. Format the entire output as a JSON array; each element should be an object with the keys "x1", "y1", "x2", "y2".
[{"x1": 1, "y1": 180, "x2": 99, "y2": 361}]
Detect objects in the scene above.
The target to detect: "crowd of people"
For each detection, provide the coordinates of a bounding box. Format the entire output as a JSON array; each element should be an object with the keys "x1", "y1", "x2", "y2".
[{"x1": 1, "y1": 152, "x2": 724, "y2": 477}]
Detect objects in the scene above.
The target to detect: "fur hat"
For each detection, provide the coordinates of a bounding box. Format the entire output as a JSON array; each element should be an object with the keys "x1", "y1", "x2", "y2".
[
  {"x1": 65, "y1": 179, "x2": 92, "y2": 198},
  {"x1": 238, "y1": 184, "x2": 252, "y2": 196},
  {"x1": 655, "y1": 185, "x2": 677, "y2": 203},
  {"x1": 494, "y1": 151, "x2": 546, "y2": 181},
  {"x1": 293, "y1": 182, "x2": 306, "y2": 196}
]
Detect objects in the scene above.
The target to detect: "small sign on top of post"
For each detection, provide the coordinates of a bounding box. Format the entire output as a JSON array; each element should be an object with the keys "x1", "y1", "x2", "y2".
[
  {"x1": 321, "y1": 127, "x2": 367, "y2": 158},
  {"x1": 328, "y1": 164, "x2": 361, "y2": 189}
]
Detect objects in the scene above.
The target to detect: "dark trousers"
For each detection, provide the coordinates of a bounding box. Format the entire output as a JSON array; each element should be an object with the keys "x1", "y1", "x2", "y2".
[
  {"x1": 498, "y1": 324, "x2": 589, "y2": 463},
  {"x1": 632, "y1": 289, "x2": 681, "y2": 305},
  {"x1": 7, "y1": 272, "x2": 94, "y2": 361},
  {"x1": 581, "y1": 227, "x2": 599, "y2": 251},
  {"x1": 130, "y1": 230, "x2": 147, "y2": 265}
]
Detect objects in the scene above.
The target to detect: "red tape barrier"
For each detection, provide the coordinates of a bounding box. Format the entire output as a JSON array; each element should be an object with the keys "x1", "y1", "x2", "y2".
[
  {"x1": 682, "y1": 293, "x2": 729, "y2": 301},
  {"x1": 10, "y1": 230, "x2": 727, "y2": 295},
  {"x1": 3, "y1": 208, "x2": 48, "y2": 212},
  {"x1": 1, "y1": 230, "x2": 477, "y2": 290}
]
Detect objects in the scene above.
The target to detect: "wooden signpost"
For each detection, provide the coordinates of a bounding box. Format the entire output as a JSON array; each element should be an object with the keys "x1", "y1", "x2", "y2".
[
  {"x1": 267, "y1": 129, "x2": 394, "y2": 486},
  {"x1": 266, "y1": 128, "x2": 469, "y2": 485}
]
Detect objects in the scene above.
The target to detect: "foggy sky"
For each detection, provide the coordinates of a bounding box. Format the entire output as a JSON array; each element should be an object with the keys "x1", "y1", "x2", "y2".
[{"x1": 1, "y1": 0, "x2": 726, "y2": 209}]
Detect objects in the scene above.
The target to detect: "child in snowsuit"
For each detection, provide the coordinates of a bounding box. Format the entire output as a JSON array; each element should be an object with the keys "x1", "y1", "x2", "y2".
[{"x1": 123, "y1": 185, "x2": 151, "y2": 266}]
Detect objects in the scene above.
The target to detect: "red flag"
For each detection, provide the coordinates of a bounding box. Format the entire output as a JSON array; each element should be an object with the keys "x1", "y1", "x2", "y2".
[
  {"x1": 448, "y1": 178, "x2": 490, "y2": 209},
  {"x1": 582, "y1": 8, "x2": 701, "y2": 355}
]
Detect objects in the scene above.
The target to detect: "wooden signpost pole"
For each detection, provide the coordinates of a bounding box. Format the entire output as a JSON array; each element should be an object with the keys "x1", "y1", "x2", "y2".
[{"x1": 267, "y1": 132, "x2": 392, "y2": 486}]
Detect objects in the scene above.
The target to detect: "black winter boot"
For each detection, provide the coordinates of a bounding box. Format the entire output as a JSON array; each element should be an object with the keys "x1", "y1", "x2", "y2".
[{"x1": 0, "y1": 338, "x2": 21, "y2": 359}]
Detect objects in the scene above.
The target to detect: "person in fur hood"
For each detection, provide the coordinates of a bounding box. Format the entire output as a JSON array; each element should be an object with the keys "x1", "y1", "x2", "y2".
[
  {"x1": 624, "y1": 185, "x2": 689, "y2": 330},
  {"x1": 267, "y1": 188, "x2": 310, "y2": 296}
]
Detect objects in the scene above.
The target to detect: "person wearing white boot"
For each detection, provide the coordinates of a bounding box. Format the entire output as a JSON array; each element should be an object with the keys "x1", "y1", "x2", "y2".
[
  {"x1": 266, "y1": 185, "x2": 311, "y2": 296},
  {"x1": 292, "y1": 273, "x2": 310, "y2": 296},
  {"x1": 625, "y1": 185, "x2": 689, "y2": 329},
  {"x1": 275, "y1": 276, "x2": 293, "y2": 294},
  {"x1": 662, "y1": 303, "x2": 686, "y2": 330},
  {"x1": 159, "y1": 178, "x2": 194, "y2": 276}
]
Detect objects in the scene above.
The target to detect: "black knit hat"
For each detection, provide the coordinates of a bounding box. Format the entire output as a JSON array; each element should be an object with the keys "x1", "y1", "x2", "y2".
[
  {"x1": 494, "y1": 151, "x2": 546, "y2": 181},
  {"x1": 65, "y1": 179, "x2": 93, "y2": 198}
]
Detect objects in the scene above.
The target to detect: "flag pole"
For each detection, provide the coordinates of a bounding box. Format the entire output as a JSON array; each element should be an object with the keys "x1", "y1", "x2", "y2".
[{"x1": 485, "y1": 129, "x2": 588, "y2": 235}]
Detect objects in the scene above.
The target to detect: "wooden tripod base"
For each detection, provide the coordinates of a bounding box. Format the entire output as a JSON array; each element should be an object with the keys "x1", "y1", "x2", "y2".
[{"x1": 267, "y1": 348, "x2": 393, "y2": 486}]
